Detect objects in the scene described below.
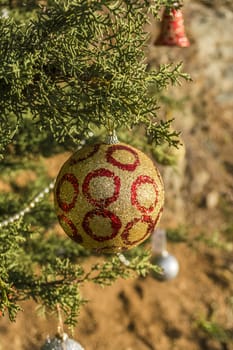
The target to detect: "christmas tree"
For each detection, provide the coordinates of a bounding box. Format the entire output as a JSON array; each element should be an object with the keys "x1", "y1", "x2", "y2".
[{"x1": 0, "y1": 0, "x2": 189, "y2": 331}]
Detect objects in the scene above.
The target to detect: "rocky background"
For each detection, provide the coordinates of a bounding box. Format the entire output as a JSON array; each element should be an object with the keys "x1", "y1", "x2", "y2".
[{"x1": 0, "y1": 1, "x2": 232, "y2": 349}]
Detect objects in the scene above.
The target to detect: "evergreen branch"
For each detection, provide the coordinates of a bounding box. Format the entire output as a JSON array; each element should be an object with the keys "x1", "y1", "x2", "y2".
[
  {"x1": 149, "y1": 62, "x2": 191, "y2": 92},
  {"x1": 0, "y1": 0, "x2": 190, "y2": 327},
  {"x1": 0, "y1": 223, "x2": 157, "y2": 325},
  {"x1": 0, "y1": 0, "x2": 188, "y2": 156}
]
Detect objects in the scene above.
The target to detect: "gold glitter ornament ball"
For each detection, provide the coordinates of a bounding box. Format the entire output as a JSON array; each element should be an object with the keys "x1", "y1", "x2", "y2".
[{"x1": 54, "y1": 142, "x2": 164, "y2": 253}]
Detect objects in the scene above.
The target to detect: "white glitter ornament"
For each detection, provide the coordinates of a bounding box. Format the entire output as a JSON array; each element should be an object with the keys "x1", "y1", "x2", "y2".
[{"x1": 41, "y1": 333, "x2": 85, "y2": 350}]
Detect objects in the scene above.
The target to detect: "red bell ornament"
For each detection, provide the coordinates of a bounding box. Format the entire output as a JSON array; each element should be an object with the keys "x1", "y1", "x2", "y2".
[{"x1": 155, "y1": 7, "x2": 190, "y2": 47}]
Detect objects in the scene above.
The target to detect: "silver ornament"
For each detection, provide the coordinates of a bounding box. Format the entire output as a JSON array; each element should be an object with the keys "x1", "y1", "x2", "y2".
[
  {"x1": 152, "y1": 250, "x2": 179, "y2": 281},
  {"x1": 41, "y1": 333, "x2": 85, "y2": 350}
]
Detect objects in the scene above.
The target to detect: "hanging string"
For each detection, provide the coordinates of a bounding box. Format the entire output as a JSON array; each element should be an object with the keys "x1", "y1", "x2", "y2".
[
  {"x1": 151, "y1": 228, "x2": 168, "y2": 255},
  {"x1": 56, "y1": 304, "x2": 70, "y2": 350},
  {"x1": 56, "y1": 304, "x2": 65, "y2": 339},
  {"x1": 0, "y1": 180, "x2": 55, "y2": 228},
  {"x1": 105, "y1": 129, "x2": 119, "y2": 145}
]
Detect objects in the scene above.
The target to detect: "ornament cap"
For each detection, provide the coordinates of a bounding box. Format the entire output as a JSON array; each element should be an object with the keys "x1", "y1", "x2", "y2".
[
  {"x1": 161, "y1": 250, "x2": 169, "y2": 257},
  {"x1": 105, "y1": 130, "x2": 119, "y2": 144}
]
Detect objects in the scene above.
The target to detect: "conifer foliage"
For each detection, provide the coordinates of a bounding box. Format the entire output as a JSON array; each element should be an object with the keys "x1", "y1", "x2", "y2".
[{"x1": 0, "y1": 0, "x2": 187, "y2": 326}]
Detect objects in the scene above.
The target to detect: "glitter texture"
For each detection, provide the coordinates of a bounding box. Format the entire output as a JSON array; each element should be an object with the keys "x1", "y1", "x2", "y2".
[
  {"x1": 131, "y1": 175, "x2": 158, "y2": 213},
  {"x1": 82, "y1": 168, "x2": 121, "y2": 207},
  {"x1": 56, "y1": 173, "x2": 79, "y2": 212},
  {"x1": 106, "y1": 144, "x2": 140, "y2": 171},
  {"x1": 54, "y1": 142, "x2": 164, "y2": 253}
]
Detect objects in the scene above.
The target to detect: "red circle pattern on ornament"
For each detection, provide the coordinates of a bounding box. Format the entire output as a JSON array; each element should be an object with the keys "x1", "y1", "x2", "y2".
[
  {"x1": 82, "y1": 168, "x2": 120, "y2": 208},
  {"x1": 131, "y1": 175, "x2": 158, "y2": 213},
  {"x1": 121, "y1": 215, "x2": 154, "y2": 246},
  {"x1": 58, "y1": 214, "x2": 83, "y2": 243},
  {"x1": 106, "y1": 144, "x2": 140, "y2": 171},
  {"x1": 56, "y1": 173, "x2": 79, "y2": 212},
  {"x1": 69, "y1": 144, "x2": 100, "y2": 165},
  {"x1": 82, "y1": 209, "x2": 122, "y2": 242}
]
